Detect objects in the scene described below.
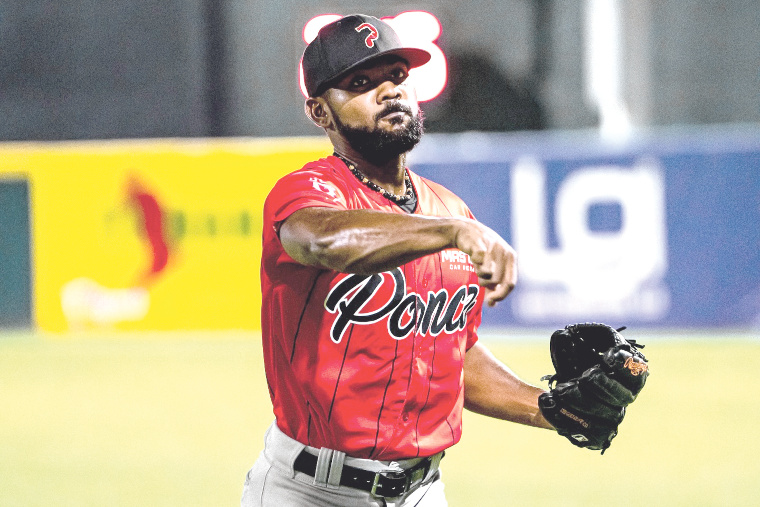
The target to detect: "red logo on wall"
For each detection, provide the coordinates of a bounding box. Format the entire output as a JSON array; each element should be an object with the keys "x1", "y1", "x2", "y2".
[
  {"x1": 61, "y1": 176, "x2": 172, "y2": 329},
  {"x1": 128, "y1": 178, "x2": 171, "y2": 283}
]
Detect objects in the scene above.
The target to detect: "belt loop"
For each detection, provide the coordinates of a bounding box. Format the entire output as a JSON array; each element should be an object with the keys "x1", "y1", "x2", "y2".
[
  {"x1": 313, "y1": 447, "x2": 333, "y2": 486},
  {"x1": 327, "y1": 450, "x2": 346, "y2": 487}
]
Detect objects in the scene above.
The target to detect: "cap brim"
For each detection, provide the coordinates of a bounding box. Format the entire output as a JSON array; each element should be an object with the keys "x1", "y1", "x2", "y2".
[
  {"x1": 314, "y1": 47, "x2": 432, "y2": 96},
  {"x1": 385, "y1": 47, "x2": 432, "y2": 70}
]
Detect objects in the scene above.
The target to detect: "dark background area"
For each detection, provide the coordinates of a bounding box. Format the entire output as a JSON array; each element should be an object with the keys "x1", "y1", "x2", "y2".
[{"x1": 0, "y1": 1, "x2": 757, "y2": 140}]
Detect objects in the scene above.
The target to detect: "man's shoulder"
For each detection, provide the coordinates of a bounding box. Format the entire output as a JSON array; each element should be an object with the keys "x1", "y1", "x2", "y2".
[
  {"x1": 288, "y1": 156, "x2": 342, "y2": 177},
  {"x1": 274, "y1": 156, "x2": 349, "y2": 185},
  {"x1": 411, "y1": 171, "x2": 469, "y2": 209},
  {"x1": 264, "y1": 156, "x2": 351, "y2": 213},
  {"x1": 300, "y1": 156, "x2": 340, "y2": 171}
]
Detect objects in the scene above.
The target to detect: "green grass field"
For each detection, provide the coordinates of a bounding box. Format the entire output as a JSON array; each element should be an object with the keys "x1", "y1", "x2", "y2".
[{"x1": 1, "y1": 330, "x2": 758, "y2": 506}]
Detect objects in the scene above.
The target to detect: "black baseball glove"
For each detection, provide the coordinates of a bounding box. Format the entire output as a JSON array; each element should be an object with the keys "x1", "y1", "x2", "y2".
[{"x1": 538, "y1": 323, "x2": 649, "y2": 453}]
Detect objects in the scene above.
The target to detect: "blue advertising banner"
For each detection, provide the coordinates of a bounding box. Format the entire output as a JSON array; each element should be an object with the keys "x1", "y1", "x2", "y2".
[{"x1": 410, "y1": 125, "x2": 760, "y2": 329}]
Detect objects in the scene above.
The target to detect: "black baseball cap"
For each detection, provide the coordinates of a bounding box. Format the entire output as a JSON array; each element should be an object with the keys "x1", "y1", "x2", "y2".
[{"x1": 302, "y1": 14, "x2": 432, "y2": 97}]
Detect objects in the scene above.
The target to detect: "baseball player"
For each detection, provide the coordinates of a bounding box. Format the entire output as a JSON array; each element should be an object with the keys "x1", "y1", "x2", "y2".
[{"x1": 242, "y1": 14, "x2": 555, "y2": 506}]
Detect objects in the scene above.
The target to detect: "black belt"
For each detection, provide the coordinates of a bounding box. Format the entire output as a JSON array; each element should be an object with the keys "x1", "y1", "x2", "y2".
[{"x1": 293, "y1": 450, "x2": 441, "y2": 498}]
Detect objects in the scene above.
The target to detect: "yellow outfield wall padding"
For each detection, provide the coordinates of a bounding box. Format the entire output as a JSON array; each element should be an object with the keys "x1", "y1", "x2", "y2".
[{"x1": 0, "y1": 137, "x2": 332, "y2": 332}]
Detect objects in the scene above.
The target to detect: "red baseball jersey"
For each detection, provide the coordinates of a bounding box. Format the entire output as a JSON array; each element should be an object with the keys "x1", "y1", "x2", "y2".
[{"x1": 260, "y1": 155, "x2": 485, "y2": 460}]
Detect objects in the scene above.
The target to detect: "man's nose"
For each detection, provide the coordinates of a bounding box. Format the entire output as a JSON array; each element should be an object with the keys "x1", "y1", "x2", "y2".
[{"x1": 376, "y1": 80, "x2": 403, "y2": 102}]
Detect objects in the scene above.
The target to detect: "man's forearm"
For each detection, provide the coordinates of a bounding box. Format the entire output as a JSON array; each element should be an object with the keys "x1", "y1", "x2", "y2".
[
  {"x1": 280, "y1": 206, "x2": 518, "y2": 306},
  {"x1": 280, "y1": 207, "x2": 460, "y2": 274},
  {"x1": 464, "y1": 343, "x2": 555, "y2": 430}
]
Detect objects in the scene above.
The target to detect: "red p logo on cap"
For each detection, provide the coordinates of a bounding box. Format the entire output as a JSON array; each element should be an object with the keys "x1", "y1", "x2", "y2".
[{"x1": 355, "y1": 23, "x2": 379, "y2": 48}]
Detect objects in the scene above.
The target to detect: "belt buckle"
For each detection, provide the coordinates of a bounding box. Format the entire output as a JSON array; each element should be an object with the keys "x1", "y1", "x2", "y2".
[{"x1": 370, "y1": 469, "x2": 409, "y2": 498}]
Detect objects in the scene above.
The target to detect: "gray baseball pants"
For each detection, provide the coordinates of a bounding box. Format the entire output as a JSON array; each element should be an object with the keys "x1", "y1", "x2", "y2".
[{"x1": 241, "y1": 422, "x2": 447, "y2": 507}]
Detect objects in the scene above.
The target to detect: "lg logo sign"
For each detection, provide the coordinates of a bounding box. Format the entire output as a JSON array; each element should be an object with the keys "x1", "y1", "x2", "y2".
[
  {"x1": 300, "y1": 11, "x2": 447, "y2": 102},
  {"x1": 510, "y1": 158, "x2": 670, "y2": 321}
]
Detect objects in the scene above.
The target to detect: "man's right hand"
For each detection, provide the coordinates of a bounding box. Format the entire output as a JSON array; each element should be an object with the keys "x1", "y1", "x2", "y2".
[{"x1": 452, "y1": 218, "x2": 517, "y2": 306}]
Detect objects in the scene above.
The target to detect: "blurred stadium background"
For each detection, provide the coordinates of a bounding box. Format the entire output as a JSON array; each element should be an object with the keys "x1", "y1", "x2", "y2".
[{"x1": 1, "y1": 1, "x2": 758, "y2": 506}]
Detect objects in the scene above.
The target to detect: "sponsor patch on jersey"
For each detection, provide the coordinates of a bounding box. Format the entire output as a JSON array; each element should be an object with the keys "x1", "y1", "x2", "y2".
[{"x1": 441, "y1": 249, "x2": 476, "y2": 273}]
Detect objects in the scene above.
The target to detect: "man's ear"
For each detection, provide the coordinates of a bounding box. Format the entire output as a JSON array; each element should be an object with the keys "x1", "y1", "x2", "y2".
[{"x1": 305, "y1": 97, "x2": 332, "y2": 129}]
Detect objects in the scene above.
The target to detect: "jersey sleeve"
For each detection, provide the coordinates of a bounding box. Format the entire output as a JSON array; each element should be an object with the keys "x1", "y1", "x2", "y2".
[{"x1": 265, "y1": 164, "x2": 349, "y2": 234}]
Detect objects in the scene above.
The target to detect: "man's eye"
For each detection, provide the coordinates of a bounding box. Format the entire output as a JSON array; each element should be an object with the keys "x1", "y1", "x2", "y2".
[
  {"x1": 350, "y1": 76, "x2": 370, "y2": 88},
  {"x1": 392, "y1": 69, "x2": 408, "y2": 82}
]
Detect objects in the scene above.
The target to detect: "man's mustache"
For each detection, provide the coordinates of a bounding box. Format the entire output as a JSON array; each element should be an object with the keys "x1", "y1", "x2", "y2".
[{"x1": 375, "y1": 102, "x2": 414, "y2": 122}]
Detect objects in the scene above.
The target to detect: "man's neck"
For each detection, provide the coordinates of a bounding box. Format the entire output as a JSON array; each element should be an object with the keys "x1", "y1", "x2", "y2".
[{"x1": 333, "y1": 146, "x2": 408, "y2": 194}]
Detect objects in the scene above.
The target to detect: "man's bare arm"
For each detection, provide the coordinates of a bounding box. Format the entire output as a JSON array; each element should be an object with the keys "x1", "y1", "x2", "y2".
[
  {"x1": 279, "y1": 207, "x2": 517, "y2": 305},
  {"x1": 464, "y1": 342, "x2": 555, "y2": 429}
]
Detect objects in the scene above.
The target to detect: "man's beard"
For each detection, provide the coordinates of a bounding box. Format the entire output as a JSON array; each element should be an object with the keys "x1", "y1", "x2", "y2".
[{"x1": 334, "y1": 102, "x2": 425, "y2": 165}]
